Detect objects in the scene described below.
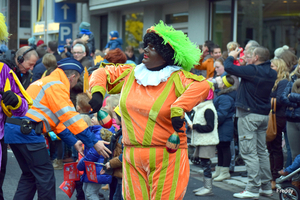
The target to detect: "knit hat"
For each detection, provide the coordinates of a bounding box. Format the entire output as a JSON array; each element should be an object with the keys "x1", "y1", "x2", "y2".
[
  {"x1": 79, "y1": 22, "x2": 90, "y2": 31},
  {"x1": 36, "y1": 40, "x2": 44, "y2": 47},
  {"x1": 292, "y1": 79, "x2": 300, "y2": 94},
  {"x1": 109, "y1": 31, "x2": 119, "y2": 38},
  {"x1": 28, "y1": 37, "x2": 35, "y2": 45},
  {"x1": 146, "y1": 20, "x2": 201, "y2": 71},
  {"x1": 57, "y1": 58, "x2": 84, "y2": 74},
  {"x1": 0, "y1": 13, "x2": 9, "y2": 42},
  {"x1": 274, "y1": 45, "x2": 289, "y2": 59}
]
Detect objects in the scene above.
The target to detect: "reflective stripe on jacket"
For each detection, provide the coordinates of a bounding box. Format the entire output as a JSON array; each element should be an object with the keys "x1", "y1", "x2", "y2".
[{"x1": 26, "y1": 68, "x2": 88, "y2": 135}]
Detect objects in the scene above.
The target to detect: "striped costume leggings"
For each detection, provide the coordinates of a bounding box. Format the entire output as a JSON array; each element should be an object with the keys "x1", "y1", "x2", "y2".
[{"x1": 122, "y1": 147, "x2": 190, "y2": 200}]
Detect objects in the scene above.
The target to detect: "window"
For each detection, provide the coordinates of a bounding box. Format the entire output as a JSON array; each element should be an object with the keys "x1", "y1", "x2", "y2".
[
  {"x1": 211, "y1": 0, "x2": 232, "y2": 52},
  {"x1": 20, "y1": 0, "x2": 31, "y2": 27},
  {"x1": 165, "y1": 12, "x2": 188, "y2": 24},
  {"x1": 122, "y1": 13, "x2": 144, "y2": 49},
  {"x1": 237, "y1": 0, "x2": 300, "y2": 57}
]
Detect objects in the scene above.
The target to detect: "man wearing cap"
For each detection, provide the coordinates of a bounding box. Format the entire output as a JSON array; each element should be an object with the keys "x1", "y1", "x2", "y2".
[{"x1": 4, "y1": 58, "x2": 111, "y2": 200}]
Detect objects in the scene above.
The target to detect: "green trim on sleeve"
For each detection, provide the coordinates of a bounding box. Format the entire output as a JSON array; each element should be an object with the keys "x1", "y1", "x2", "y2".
[
  {"x1": 173, "y1": 74, "x2": 185, "y2": 97},
  {"x1": 106, "y1": 68, "x2": 132, "y2": 94},
  {"x1": 106, "y1": 68, "x2": 132, "y2": 85},
  {"x1": 91, "y1": 85, "x2": 106, "y2": 98},
  {"x1": 107, "y1": 80, "x2": 125, "y2": 94},
  {"x1": 170, "y1": 107, "x2": 183, "y2": 118},
  {"x1": 182, "y1": 70, "x2": 206, "y2": 81},
  {"x1": 182, "y1": 70, "x2": 214, "y2": 90}
]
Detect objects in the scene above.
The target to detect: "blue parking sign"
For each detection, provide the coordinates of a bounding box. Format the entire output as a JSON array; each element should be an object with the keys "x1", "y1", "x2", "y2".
[
  {"x1": 59, "y1": 24, "x2": 72, "y2": 45},
  {"x1": 54, "y1": 2, "x2": 76, "y2": 23}
]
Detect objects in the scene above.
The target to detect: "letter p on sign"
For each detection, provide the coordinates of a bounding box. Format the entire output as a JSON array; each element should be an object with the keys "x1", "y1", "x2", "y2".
[
  {"x1": 59, "y1": 24, "x2": 72, "y2": 45},
  {"x1": 60, "y1": 27, "x2": 71, "y2": 41}
]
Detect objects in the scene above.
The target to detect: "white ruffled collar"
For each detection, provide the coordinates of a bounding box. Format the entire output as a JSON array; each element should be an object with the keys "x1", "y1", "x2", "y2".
[{"x1": 134, "y1": 63, "x2": 181, "y2": 86}]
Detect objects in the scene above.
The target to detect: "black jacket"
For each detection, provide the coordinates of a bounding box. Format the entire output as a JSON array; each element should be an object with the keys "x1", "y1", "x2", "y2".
[
  {"x1": 53, "y1": 51, "x2": 62, "y2": 62},
  {"x1": 224, "y1": 56, "x2": 277, "y2": 115}
]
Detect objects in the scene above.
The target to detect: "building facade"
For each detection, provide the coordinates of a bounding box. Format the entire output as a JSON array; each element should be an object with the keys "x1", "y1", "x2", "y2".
[
  {"x1": 68, "y1": 0, "x2": 300, "y2": 57},
  {"x1": 2, "y1": 0, "x2": 300, "y2": 57}
]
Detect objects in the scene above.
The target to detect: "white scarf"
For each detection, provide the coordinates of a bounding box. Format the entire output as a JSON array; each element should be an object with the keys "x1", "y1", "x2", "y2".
[{"x1": 134, "y1": 63, "x2": 181, "y2": 86}]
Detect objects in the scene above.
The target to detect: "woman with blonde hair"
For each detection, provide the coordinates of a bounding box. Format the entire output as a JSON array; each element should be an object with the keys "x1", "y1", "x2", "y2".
[{"x1": 268, "y1": 58, "x2": 289, "y2": 189}]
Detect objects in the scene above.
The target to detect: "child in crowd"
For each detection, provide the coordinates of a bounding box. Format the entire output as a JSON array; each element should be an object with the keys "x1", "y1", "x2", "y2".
[
  {"x1": 101, "y1": 105, "x2": 123, "y2": 200},
  {"x1": 279, "y1": 154, "x2": 300, "y2": 176},
  {"x1": 212, "y1": 75, "x2": 236, "y2": 181},
  {"x1": 105, "y1": 94, "x2": 121, "y2": 130},
  {"x1": 226, "y1": 41, "x2": 244, "y2": 66},
  {"x1": 74, "y1": 93, "x2": 94, "y2": 200},
  {"x1": 76, "y1": 93, "x2": 94, "y2": 118},
  {"x1": 42, "y1": 53, "x2": 57, "y2": 78},
  {"x1": 77, "y1": 114, "x2": 115, "y2": 200},
  {"x1": 104, "y1": 31, "x2": 123, "y2": 52},
  {"x1": 189, "y1": 89, "x2": 219, "y2": 196},
  {"x1": 100, "y1": 94, "x2": 121, "y2": 194}
]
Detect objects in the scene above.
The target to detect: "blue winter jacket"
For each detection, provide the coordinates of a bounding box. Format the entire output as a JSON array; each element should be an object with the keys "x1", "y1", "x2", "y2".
[
  {"x1": 77, "y1": 125, "x2": 115, "y2": 184},
  {"x1": 105, "y1": 38, "x2": 123, "y2": 50},
  {"x1": 224, "y1": 56, "x2": 277, "y2": 115},
  {"x1": 32, "y1": 60, "x2": 46, "y2": 82},
  {"x1": 213, "y1": 88, "x2": 236, "y2": 142},
  {"x1": 280, "y1": 74, "x2": 300, "y2": 121},
  {"x1": 285, "y1": 154, "x2": 300, "y2": 173}
]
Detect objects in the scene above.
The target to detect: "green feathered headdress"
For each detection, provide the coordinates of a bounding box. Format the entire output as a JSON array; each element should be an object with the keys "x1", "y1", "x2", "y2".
[
  {"x1": 0, "y1": 13, "x2": 9, "y2": 42},
  {"x1": 146, "y1": 20, "x2": 201, "y2": 71}
]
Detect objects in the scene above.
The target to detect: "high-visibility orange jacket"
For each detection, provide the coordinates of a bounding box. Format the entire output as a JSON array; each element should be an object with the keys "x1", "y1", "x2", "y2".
[
  {"x1": 26, "y1": 68, "x2": 88, "y2": 134},
  {"x1": 4, "y1": 68, "x2": 98, "y2": 147}
]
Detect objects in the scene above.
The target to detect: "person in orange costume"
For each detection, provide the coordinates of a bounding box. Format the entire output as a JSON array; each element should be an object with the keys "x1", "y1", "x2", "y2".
[
  {"x1": 88, "y1": 21, "x2": 213, "y2": 200},
  {"x1": 194, "y1": 42, "x2": 222, "y2": 79}
]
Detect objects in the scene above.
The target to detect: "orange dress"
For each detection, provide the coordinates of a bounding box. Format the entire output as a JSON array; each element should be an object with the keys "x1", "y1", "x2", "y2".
[{"x1": 90, "y1": 64, "x2": 211, "y2": 200}]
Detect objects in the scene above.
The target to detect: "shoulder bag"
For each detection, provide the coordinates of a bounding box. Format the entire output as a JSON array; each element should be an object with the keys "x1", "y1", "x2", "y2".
[{"x1": 266, "y1": 98, "x2": 277, "y2": 142}]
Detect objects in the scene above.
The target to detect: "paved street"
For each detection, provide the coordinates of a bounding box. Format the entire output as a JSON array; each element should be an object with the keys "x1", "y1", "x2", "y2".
[{"x1": 3, "y1": 150, "x2": 279, "y2": 200}]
